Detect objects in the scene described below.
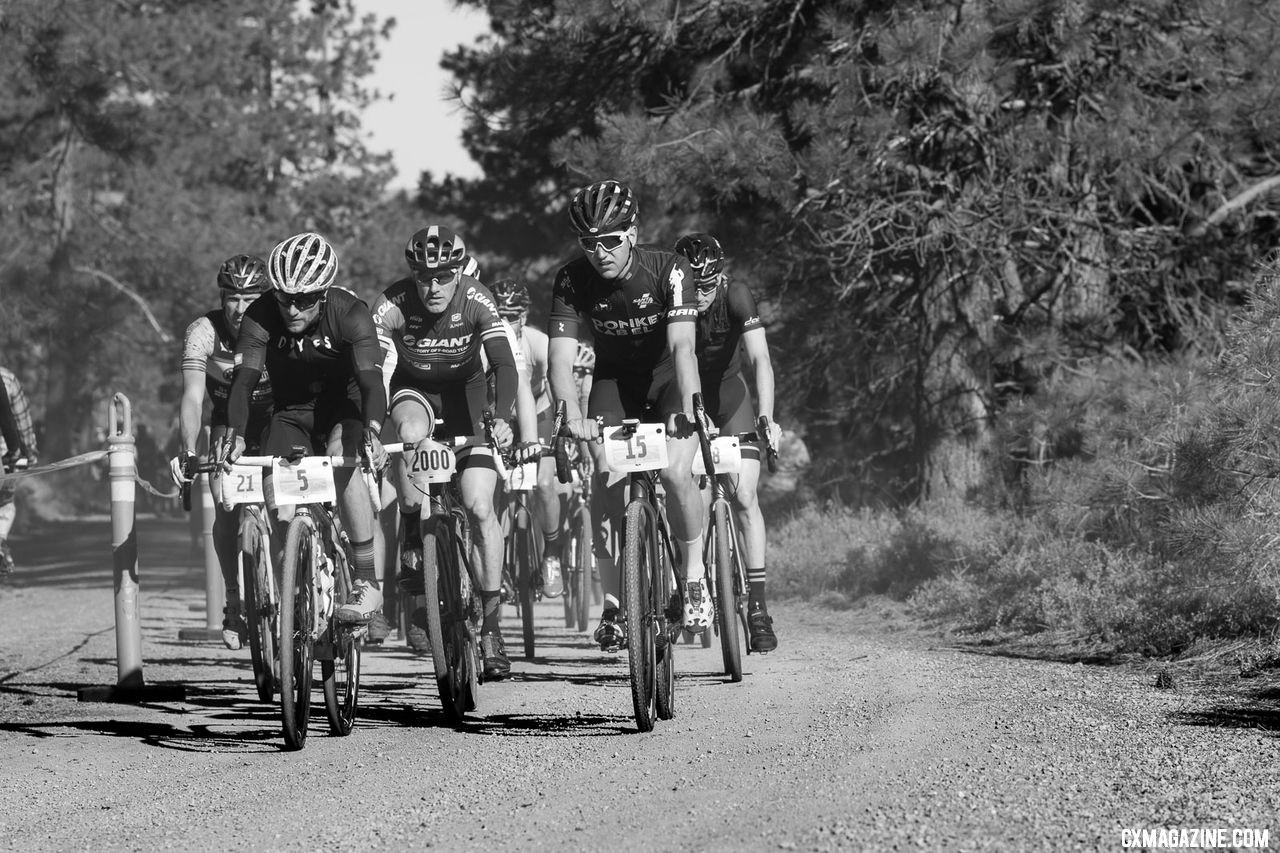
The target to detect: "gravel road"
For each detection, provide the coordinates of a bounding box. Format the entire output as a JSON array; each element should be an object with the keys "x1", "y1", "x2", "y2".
[{"x1": 1, "y1": 518, "x2": 1277, "y2": 852}]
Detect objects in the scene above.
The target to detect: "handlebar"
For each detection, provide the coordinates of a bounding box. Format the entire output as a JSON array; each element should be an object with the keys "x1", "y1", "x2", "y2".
[
  {"x1": 756, "y1": 416, "x2": 778, "y2": 474},
  {"x1": 691, "y1": 392, "x2": 716, "y2": 478}
]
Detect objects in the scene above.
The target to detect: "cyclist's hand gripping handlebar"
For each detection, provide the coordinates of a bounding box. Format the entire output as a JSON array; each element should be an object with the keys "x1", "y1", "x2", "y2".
[{"x1": 757, "y1": 415, "x2": 780, "y2": 474}]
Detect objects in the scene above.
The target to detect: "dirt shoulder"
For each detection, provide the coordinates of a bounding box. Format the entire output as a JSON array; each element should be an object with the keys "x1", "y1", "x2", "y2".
[{"x1": 1, "y1": 519, "x2": 1278, "y2": 852}]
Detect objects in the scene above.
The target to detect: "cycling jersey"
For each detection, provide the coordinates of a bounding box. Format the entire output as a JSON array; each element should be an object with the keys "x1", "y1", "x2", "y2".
[
  {"x1": 226, "y1": 287, "x2": 386, "y2": 436},
  {"x1": 549, "y1": 245, "x2": 697, "y2": 379},
  {"x1": 513, "y1": 324, "x2": 550, "y2": 413},
  {"x1": 696, "y1": 277, "x2": 763, "y2": 381},
  {"x1": 180, "y1": 310, "x2": 273, "y2": 427},
  {"x1": 371, "y1": 276, "x2": 517, "y2": 417}
]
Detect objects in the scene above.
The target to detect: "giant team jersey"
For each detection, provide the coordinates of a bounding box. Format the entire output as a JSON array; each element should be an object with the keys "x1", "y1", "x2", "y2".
[
  {"x1": 232, "y1": 287, "x2": 383, "y2": 411},
  {"x1": 696, "y1": 278, "x2": 764, "y2": 380},
  {"x1": 548, "y1": 245, "x2": 697, "y2": 379},
  {"x1": 371, "y1": 276, "x2": 511, "y2": 392},
  {"x1": 181, "y1": 309, "x2": 272, "y2": 423}
]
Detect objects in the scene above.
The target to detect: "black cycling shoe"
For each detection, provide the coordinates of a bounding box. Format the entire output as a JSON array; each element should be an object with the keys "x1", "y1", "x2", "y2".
[
  {"x1": 748, "y1": 605, "x2": 778, "y2": 653},
  {"x1": 365, "y1": 611, "x2": 391, "y2": 645},
  {"x1": 396, "y1": 549, "x2": 425, "y2": 596},
  {"x1": 406, "y1": 607, "x2": 431, "y2": 653},
  {"x1": 481, "y1": 632, "x2": 511, "y2": 680},
  {"x1": 593, "y1": 607, "x2": 626, "y2": 652}
]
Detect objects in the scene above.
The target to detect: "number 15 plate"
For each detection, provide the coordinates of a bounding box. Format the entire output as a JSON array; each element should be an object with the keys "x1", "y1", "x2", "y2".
[{"x1": 602, "y1": 423, "x2": 667, "y2": 473}]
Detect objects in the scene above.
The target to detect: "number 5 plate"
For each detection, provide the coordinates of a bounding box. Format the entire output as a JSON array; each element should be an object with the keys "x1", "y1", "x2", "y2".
[
  {"x1": 692, "y1": 435, "x2": 742, "y2": 475},
  {"x1": 216, "y1": 464, "x2": 266, "y2": 507},
  {"x1": 407, "y1": 440, "x2": 457, "y2": 487},
  {"x1": 272, "y1": 457, "x2": 337, "y2": 504},
  {"x1": 602, "y1": 423, "x2": 667, "y2": 473}
]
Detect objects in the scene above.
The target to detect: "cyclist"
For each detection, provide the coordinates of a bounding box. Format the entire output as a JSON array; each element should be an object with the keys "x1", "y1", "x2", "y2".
[
  {"x1": 218, "y1": 232, "x2": 389, "y2": 624},
  {"x1": 372, "y1": 226, "x2": 532, "y2": 680},
  {"x1": 546, "y1": 179, "x2": 709, "y2": 650},
  {"x1": 0, "y1": 366, "x2": 38, "y2": 575},
  {"x1": 675, "y1": 232, "x2": 781, "y2": 652},
  {"x1": 169, "y1": 254, "x2": 275, "y2": 649},
  {"x1": 490, "y1": 277, "x2": 568, "y2": 599}
]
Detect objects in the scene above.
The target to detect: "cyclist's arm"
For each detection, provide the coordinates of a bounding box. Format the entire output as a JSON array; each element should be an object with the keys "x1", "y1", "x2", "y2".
[
  {"x1": 371, "y1": 292, "x2": 402, "y2": 401},
  {"x1": 499, "y1": 321, "x2": 539, "y2": 442},
  {"x1": 177, "y1": 318, "x2": 213, "y2": 455},
  {"x1": 346, "y1": 305, "x2": 388, "y2": 432},
  {"x1": 741, "y1": 327, "x2": 775, "y2": 425},
  {"x1": 664, "y1": 256, "x2": 702, "y2": 415},
  {"x1": 481, "y1": 328, "x2": 529, "y2": 437},
  {"x1": 548, "y1": 337, "x2": 583, "y2": 423},
  {"x1": 226, "y1": 309, "x2": 270, "y2": 436}
]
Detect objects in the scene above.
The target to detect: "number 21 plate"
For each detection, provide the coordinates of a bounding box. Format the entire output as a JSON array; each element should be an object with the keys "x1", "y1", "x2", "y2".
[{"x1": 216, "y1": 464, "x2": 266, "y2": 507}]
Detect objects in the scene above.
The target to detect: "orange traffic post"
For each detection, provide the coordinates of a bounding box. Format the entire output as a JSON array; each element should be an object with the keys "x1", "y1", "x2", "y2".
[
  {"x1": 178, "y1": 473, "x2": 226, "y2": 642},
  {"x1": 79, "y1": 393, "x2": 185, "y2": 703}
]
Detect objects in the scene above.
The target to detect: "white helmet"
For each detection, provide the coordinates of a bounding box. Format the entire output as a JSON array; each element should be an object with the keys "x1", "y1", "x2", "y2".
[{"x1": 268, "y1": 232, "x2": 338, "y2": 294}]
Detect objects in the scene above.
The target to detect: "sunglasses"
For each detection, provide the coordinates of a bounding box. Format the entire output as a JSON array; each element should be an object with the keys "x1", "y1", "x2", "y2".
[
  {"x1": 578, "y1": 233, "x2": 627, "y2": 253},
  {"x1": 413, "y1": 266, "x2": 460, "y2": 286},
  {"x1": 274, "y1": 290, "x2": 325, "y2": 310}
]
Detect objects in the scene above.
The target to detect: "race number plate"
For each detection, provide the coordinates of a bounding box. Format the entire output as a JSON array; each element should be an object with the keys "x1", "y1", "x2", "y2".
[
  {"x1": 602, "y1": 422, "x2": 667, "y2": 473},
  {"x1": 505, "y1": 460, "x2": 538, "y2": 491},
  {"x1": 692, "y1": 435, "x2": 742, "y2": 476},
  {"x1": 271, "y1": 457, "x2": 337, "y2": 504},
  {"x1": 407, "y1": 440, "x2": 457, "y2": 487},
  {"x1": 217, "y1": 464, "x2": 266, "y2": 507}
]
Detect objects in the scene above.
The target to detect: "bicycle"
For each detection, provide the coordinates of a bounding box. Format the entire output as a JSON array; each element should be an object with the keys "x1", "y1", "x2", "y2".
[
  {"x1": 694, "y1": 417, "x2": 778, "y2": 682},
  {"x1": 226, "y1": 443, "x2": 400, "y2": 750},
  {"x1": 587, "y1": 396, "x2": 715, "y2": 732},
  {"x1": 401, "y1": 419, "x2": 508, "y2": 722},
  {"x1": 182, "y1": 460, "x2": 278, "y2": 704},
  {"x1": 500, "y1": 452, "x2": 542, "y2": 660},
  {"x1": 549, "y1": 401, "x2": 593, "y2": 634}
]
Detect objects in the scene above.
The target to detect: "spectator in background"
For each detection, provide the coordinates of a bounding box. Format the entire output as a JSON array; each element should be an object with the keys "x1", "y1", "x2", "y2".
[{"x1": 0, "y1": 367, "x2": 39, "y2": 574}]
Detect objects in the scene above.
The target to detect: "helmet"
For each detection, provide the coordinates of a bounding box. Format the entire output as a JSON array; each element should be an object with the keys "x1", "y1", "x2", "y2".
[
  {"x1": 217, "y1": 254, "x2": 271, "y2": 294},
  {"x1": 461, "y1": 255, "x2": 480, "y2": 279},
  {"x1": 568, "y1": 180, "x2": 638, "y2": 235},
  {"x1": 674, "y1": 232, "x2": 725, "y2": 284},
  {"x1": 491, "y1": 278, "x2": 531, "y2": 315},
  {"x1": 268, "y1": 232, "x2": 337, "y2": 294},
  {"x1": 405, "y1": 226, "x2": 467, "y2": 271}
]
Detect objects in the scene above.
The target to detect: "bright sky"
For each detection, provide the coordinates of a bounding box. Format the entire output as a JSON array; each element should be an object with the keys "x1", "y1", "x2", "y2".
[{"x1": 354, "y1": 0, "x2": 489, "y2": 188}]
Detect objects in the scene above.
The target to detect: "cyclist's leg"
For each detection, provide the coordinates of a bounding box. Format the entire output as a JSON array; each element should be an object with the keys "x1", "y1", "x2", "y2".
[
  {"x1": 585, "y1": 378, "x2": 627, "y2": 612},
  {"x1": 653, "y1": 375, "x2": 707, "y2": 630},
  {"x1": 532, "y1": 406, "x2": 566, "y2": 596},
  {"x1": 208, "y1": 424, "x2": 248, "y2": 648},
  {"x1": 329, "y1": 411, "x2": 382, "y2": 621},
  {"x1": 389, "y1": 388, "x2": 438, "y2": 555}
]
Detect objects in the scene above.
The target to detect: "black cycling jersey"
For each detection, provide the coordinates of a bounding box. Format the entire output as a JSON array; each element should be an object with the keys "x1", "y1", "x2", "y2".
[
  {"x1": 549, "y1": 245, "x2": 697, "y2": 379},
  {"x1": 227, "y1": 287, "x2": 386, "y2": 434},
  {"x1": 696, "y1": 277, "x2": 763, "y2": 381}
]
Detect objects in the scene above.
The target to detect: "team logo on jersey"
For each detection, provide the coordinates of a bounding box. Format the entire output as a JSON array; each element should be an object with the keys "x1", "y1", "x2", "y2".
[
  {"x1": 632, "y1": 293, "x2": 654, "y2": 309},
  {"x1": 594, "y1": 300, "x2": 610, "y2": 312},
  {"x1": 451, "y1": 313, "x2": 462, "y2": 323},
  {"x1": 593, "y1": 315, "x2": 659, "y2": 336},
  {"x1": 670, "y1": 266, "x2": 685, "y2": 286}
]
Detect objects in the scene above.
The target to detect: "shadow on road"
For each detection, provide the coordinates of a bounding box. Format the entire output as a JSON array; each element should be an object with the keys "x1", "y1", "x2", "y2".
[{"x1": 452, "y1": 711, "x2": 634, "y2": 737}]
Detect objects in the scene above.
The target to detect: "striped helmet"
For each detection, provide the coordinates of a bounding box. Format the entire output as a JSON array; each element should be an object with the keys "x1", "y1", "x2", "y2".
[
  {"x1": 568, "y1": 180, "x2": 638, "y2": 235},
  {"x1": 217, "y1": 254, "x2": 271, "y2": 294},
  {"x1": 267, "y1": 232, "x2": 337, "y2": 294},
  {"x1": 405, "y1": 226, "x2": 467, "y2": 272},
  {"x1": 673, "y1": 233, "x2": 725, "y2": 284}
]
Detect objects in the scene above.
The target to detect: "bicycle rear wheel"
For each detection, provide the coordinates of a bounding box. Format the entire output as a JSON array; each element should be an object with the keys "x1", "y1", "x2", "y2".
[
  {"x1": 422, "y1": 518, "x2": 476, "y2": 721},
  {"x1": 713, "y1": 501, "x2": 743, "y2": 682},
  {"x1": 515, "y1": 508, "x2": 537, "y2": 659},
  {"x1": 279, "y1": 514, "x2": 316, "y2": 750},
  {"x1": 623, "y1": 500, "x2": 656, "y2": 733},
  {"x1": 243, "y1": 537, "x2": 277, "y2": 704},
  {"x1": 322, "y1": 555, "x2": 361, "y2": 736}
]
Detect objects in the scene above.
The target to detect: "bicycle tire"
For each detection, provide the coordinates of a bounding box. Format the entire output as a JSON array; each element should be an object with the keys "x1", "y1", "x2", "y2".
[
  {"x1": 243, "y1": 542, "x2": 277, "y2": 704},
  {"x1": 516, "y1": 510, "x2": 538, "y2": 660},
  {"x1": 422, "y1": 519, "x2": 472, "y2": 721},
  {"x1": 573, "y1": 505, "x2": 592, "y2": 633},
  {"x1": 623, "y1": 500, "x2": 656, "y2": 733},
  {"x1": 713, "y1": 501, "x2": 743, "y2": 682},
  {"x1": 279, "y1": 513, "x2": 316, "y2": 750},
  {"x1": 322, "y1": 551, "x2": 360, "y2": 736},
  {"x1": 655, "y1": 523, "x2": 676, "y2": 721}
]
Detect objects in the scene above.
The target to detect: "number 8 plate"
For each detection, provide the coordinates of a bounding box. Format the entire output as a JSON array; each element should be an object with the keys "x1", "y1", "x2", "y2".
[
  {"x1": 692, "y1": 435, "x2": 742, "y2": 475},
  {"x1": 602, "y1": 423, "x2": 667, "y2": 473}
]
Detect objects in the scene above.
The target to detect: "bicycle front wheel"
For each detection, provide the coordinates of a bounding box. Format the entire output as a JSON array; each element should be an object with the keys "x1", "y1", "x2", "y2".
[
  {"x1": 623, "y1": 500, "x2": 656, "y2": 733},
  {"x1": 515, "y1": 509, "x2": 537, "y2": 660},
  {"x1": 422, "y1": 519, "x2": 476, "y2": 721},
  {"x1": 571, "y1": 505, "x2": 592, "y2": 633},
  {"x1": 279, "y1": 514, "x2": 316, "y2": 750},
  {"x1": 243, "y1": 538, "x2": 277, "y2": 704},
  {"x1": 713, "y1": 501, "x2": 743, "y2": 682},
  {"x1": 654, "y1": 523, "x2": 676, "y2": 721}
]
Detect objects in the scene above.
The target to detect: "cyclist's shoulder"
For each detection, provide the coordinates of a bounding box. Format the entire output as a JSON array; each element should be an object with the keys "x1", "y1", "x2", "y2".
[
  {"x1": 553, "y1": 255, "x2": 596, "y2": 288},
  {"x1": 461, "y1": 278, "x2": 501, "y2": 318}
]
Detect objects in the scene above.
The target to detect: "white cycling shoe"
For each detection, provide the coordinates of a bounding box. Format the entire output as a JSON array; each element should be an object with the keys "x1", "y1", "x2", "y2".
[
  {"x1": 682, "y1": 577, "x2": 713, "y2": 633},
  {"x1": 336, "y1": 580, "x2": 383, "y2": 623}
]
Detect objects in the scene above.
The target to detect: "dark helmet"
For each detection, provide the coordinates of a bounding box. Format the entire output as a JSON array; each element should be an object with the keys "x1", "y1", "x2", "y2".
[
  {"x1": 491, "y1": 278, "x2": 531, "y2": 315},
  {"x1": 217, "y1": 253, "x2": 271, "y2": 294},
  {"x1": 673, "y1": 233, "x2": 725, "y2": 284},
  {"x1": 405, "y1": 225, "x2": 467, "y2": 271},
  {"x1": 568, "y1": 180, "x2": 638, "y2": 235}
]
